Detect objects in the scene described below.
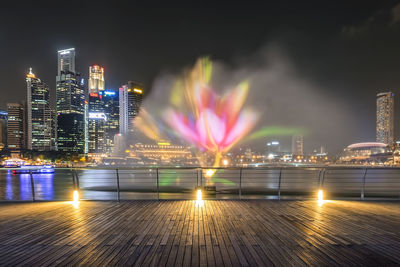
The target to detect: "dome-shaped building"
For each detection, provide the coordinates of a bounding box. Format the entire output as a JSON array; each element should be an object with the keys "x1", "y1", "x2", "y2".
[{"x1": 339, "y1": 142, "x2": 392, "y2": 164}]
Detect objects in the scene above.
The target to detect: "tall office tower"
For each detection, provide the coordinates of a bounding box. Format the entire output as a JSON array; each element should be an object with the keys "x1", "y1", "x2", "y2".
[
  {"x1": 7, "y1": 103, "x2": 25, "y2": 155},
  {"x1": 50, "y1": 109, "x2": 57, "y2": 150},
  {"x1": 103, "y1": 90, "x2": 119, "y2": 155},
  {"x1": 88, "y1": 92, "x2": 105, "y2": 154},
  {"x1": 88, "y1": 65, "x2": 105, "y2": 93},
  {"x1": 87, "y1": 65, "x2": 106, "y2": 155},
  {"x1": 26, "y1": 68, "x2": 53, "y2": 151},
  {"x1": 119, "y1": 81, "x2": 143, "y2": 135},
  {"x1": 58, "y1": 48, "x2": 75, "y2": 74},
  {"x1": 56, "y1": 48, "x2": 85, "y2": 154},
  {"x1": 291, "y1": 135, "x2": 304, "y2": 156},
  {"x1": 376, "y1": 92, "x2": 394, "y2": 146},
  {"x1": 0, "y1": 110, "x2": 7, "y2": 151}
]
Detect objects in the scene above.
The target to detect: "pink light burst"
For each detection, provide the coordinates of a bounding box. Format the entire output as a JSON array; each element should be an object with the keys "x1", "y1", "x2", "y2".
[{"x1": 165, "y1": 82, "x2": 258, "y2": 154}]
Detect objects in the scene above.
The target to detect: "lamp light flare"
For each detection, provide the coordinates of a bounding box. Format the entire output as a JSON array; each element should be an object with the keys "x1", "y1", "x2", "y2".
[
  {"x1": 206, "y1": 169, "x2": 215, "y2": 177},
  {"x1": 318, "y1": 189, "x2": 323, "y2": 201},
  {"x1": 197, "y1": 189, "x2": 202, "y2": 201},
  {"x1": 73, "y1": 190, "x2": 80, "y2": 203}
]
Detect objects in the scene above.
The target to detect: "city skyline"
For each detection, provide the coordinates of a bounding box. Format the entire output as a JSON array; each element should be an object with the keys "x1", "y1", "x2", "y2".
[{"x1": 2, "y1": 3, "x2": 400, "y2": 153}]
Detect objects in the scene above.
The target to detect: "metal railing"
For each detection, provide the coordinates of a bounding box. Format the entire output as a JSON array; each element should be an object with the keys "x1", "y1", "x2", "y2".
[{"x1": 1, "y1": 166, "x2": 400, "y2": 201}]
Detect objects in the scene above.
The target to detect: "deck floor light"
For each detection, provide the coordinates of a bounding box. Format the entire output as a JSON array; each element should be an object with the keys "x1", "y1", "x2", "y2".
[
  {"x1": 195, "y1": 186, "x2": 204, "y2": 207},
  {"x1": 73, "y1": 190, "x2": 80, "y2": 203},
  {"x1": 318, "y1": 189, "x2": 323, "y2": 201}
]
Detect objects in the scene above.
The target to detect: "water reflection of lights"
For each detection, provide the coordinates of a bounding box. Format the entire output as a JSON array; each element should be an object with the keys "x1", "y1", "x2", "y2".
[{"x1": 205, "y1": 169, "x2": 215, "y2": 178}]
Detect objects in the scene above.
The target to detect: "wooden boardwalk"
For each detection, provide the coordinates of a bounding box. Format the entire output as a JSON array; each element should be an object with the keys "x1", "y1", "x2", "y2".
[{"x1": 0, "y1": 200, "x2": 400, "y2": 266}]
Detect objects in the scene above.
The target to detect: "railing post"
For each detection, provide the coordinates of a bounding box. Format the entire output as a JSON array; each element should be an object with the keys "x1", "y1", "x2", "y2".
[
  {"x1": 75, "y1": 169, "x2": 80, "y2": 190},
  {"x1": 200, "y1": 168, "x2": 203, "y2": 187},
  {"x1": 29, "y1": 170, "x2": 35, "y2": 202},
  {"x1": 196, "y1": 168, "x2": 199, "y2": 187},
  {"x1": 320, "y1": 168, "x2": 326, "y2": 196},
  {"x1": 156, "y1": 168, "x2": 159, "y2": 201},
  {"x1": 361, "y1": 168, "x2": 367, "y2": 200},
  {"x1": 278, "y1": 168, "x2": 282, "y2": 200},
  {"x1": 116, "y1": 169, "x2": 120, "y2": 202},
  {"x1": 71, "y1": 168, "x2": 76, "y2": 189},
  {"x1": 239, "y1": 168, "x2": 242, "y2": 200}
]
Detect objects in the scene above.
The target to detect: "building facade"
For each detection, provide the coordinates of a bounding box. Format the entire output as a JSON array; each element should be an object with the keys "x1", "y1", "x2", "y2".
[
  {"x1": 87, "y1": 65, "x2": 106, "y2": 155},
  {"x1": 376, "y1": 92, "x2": 394, "y2": 147},
  {"x1": 57, "y1": 48, "x2": 75, "y2": 74},
  {"x1": 103, "y1": 90, "x2": 119, "y2": 155},
  {"x1": 7, "y1": 103, "x2": 25, "y2": 155},
  {"x1": 88, "y1": 92, "x2": 105, "y2": 154},
  {"x1": 291, "y1": 135, "x2": 304, "y2": 156},
  {"x1": 119, "y1": 81, "x2": 143, "y2": 135},
  {"x1": 56, "y1": 48, "x2": 85, "y2": 154},
  {"x1": 26, "y1": 68, "x2": 53, "y2": 151},
  {"x1": 0, "y1": 110, "x2": 7, "y2": 152},
  {"x1": 88, "y1": 65, "x2": 104, "y2": 93}
]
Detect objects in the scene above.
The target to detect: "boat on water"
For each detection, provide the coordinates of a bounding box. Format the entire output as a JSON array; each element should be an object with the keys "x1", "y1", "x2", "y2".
[{"x1": 12, "y1": 165, "x2": 55, "y2": 174}]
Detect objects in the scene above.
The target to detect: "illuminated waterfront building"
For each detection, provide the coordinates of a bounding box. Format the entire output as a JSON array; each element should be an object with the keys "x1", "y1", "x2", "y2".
[
  {"x1": 129, "y1": 142, "x2": 195, "y2": 165},
  {"x1": 376, "y1": 92, "x2": 394, "y2": 147},
  {"x1": 119, "y1": 81, "x2": 143, "y2": 135},
  {"x1": 88, "y1": 65, "x2": 105, "y2": 93},
  {"x1": 103, "y1": 90, "x2": 119, "y2": 155},
  {"x1": 7, "y1": 103, "x2": 25, "y2": 155},
  {"x1": 0, "y1": 110, "x2": 7, "y2": 151},
  {"x1": 26, "y1": 68, "x2": 53, "y2": 151},
  {"x1": 339, "y1": 142, "x2": 392, "y2": 164},
  {"x1": 292, "y1": 135, "x2": 304, "y2": 156},
  {"x1": 56, "y1": 48, "x2": 85, "y2": 154}
]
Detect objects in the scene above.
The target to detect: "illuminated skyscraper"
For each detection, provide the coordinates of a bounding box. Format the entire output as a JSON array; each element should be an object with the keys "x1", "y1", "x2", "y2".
[
  {"x1": 88, "y1": 65, "x2": 105, "y2": 93},
  {"x1": 103, "y1": 90, "x2": 119, "y2": 155},
  {"x1": 57, "y1": 48, "x2": 75, "y2": 74},
  {"x1": 87, "y1": 65, "x2": 106, "y2": 155},
  {"x1": 119, "y1": 81, "x2": 143, "y2": 135},
  {"x1": 26, "y1": 68, "x2": 53, "y2": 151},
  {"x1": 376, "y1": 92, "x2": 394, "y2": 146},
  {"x1": 88, "y1": 92, "x2": 105, "y2": 154},
  {"x1": 56, "y1": 48, "x2": 85, "y2": 154},
  {"x1": 0, "y1": 110, "x2": 7, "y2": 152},
  {"x1": 7, "y1": 103, "x2": 25, "y2": 155},
  {"x1": 292, "y1": 135, "x2": 304, "y2": 156}
]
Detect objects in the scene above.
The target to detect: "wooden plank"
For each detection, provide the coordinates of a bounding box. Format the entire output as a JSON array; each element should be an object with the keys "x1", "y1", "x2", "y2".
[{"x1": 0, "y1": 200, "x2": 399, "y2": 266}]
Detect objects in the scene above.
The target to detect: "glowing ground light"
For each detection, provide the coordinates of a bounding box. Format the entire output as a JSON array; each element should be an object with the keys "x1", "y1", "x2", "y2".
[
  {"x1": 317, "y1": 189, "x2": 324, "y2": 206},
  {"x1": 72, "y1": 190, "x2": 80, "y2": 207},
  {"x1": 197, "y1": 189, "x2": 202, "y2": 201},
  {"x1": 196, "y1": 188, "x2": 204, "y2": 207}
]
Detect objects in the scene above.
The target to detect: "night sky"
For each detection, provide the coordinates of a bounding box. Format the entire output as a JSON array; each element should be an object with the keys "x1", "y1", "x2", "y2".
[{"x1": 1, "y1": 1, "x2": 400, "y2": 152}]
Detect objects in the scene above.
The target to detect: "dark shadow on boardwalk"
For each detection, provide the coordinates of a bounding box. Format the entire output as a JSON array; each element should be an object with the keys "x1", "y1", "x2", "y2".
[{"x1": 0, "y1": 200, "x2": 400, "y2": 266}]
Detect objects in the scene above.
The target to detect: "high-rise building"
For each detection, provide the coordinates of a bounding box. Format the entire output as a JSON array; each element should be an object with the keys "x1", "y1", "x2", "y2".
[
  {"x1": 292, "y1": 135, "x2": 304, "y2": 156},
  {"x1": 103, "y1": 90, "x2": 119, "y2": 155},
  {"x1": 26, "y1": 68, "x2": 53, "y2": 151},
  {"x1": 56, "y1": 48, "x2": 85, "y2": 154},
  {"x1": 0, "y1": 110, "x2": 7, "y2": 152},
  {"x1": 88, "y1": 65, "x2": 105, "y2": 93},
  {"x1": 87, "y1": 65, "x2": 106, "y2": 155},
  {"x1": 119, "y1": 81, "x2": 143, "y2": 135},
  {"x1": 7, "y1": 103, "x2": 25, "y2": 155},
  {"x1": 88, "y1": 92, "x2": 105, "y2": 154},
  {"x1": 376, "y1": 92, "x2": 394, "y2": 147},
  {"x1": 58, "y1": 48, "x2": 75, "y2": 74}
]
